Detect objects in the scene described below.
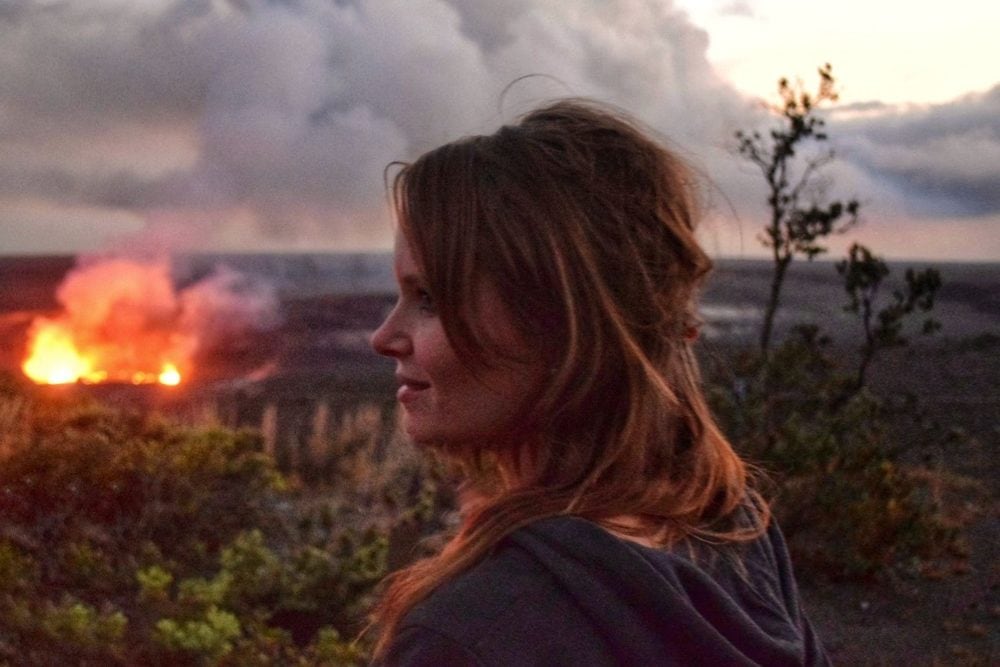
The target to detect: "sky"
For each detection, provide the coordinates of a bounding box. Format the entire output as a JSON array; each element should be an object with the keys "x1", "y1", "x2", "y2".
[{"x1": 0, "y1": 0, "x2": 997, "y2": 261}]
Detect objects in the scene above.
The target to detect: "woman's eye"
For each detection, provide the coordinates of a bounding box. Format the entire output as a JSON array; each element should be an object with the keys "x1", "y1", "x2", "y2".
[{"x1": 417, "y1": 289, "x2": 435, "y2": 313}]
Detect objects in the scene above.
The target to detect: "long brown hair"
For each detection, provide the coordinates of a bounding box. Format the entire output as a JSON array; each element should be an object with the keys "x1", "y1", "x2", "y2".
[{"x1": 372, "y1": 99, "x2": 767, "y2": 656}]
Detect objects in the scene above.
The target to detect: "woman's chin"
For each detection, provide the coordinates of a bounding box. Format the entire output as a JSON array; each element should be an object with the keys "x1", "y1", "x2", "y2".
[
  {"x1": 400, "y1": 419, "x2": 436, "y2": 447},
  {"x1": 401, "y1": 423, "x2": 465, "y2": 453}
]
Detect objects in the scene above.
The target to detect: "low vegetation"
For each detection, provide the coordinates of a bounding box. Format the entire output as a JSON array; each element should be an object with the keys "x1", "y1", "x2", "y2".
[
  {"x1": 1, "y1": 291, "x2": 982, "y2": 663},
  {"x1": 721, "y1": 64, "x2": 979, "y2": 580},
  {"x1": 0, "y1": 376, "x2": 447, "y2": 666},
  {"x1": 704, "y1": 325, "x2": 976, "y2": 580}
]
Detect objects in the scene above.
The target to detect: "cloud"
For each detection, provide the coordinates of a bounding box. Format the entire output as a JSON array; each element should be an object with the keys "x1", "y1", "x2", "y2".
[
  {"x1": 0, "y1": 0, "x2": 752, "y2": 252},
  {"x1": 835, "y1": 85, "x2": 1000, "y2": 217},
  {"x1": 0, "y1": 0, "x2": 995, "y2": 258},
  {"x1": 718, "y1": 1, "x2": 754, "y2": 18}
]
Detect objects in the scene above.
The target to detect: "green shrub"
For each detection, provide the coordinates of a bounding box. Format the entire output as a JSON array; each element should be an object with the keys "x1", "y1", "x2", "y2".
[
  {"x1": 154, "y1": 606, "x2": 242, "y2": 661},
  {"x1": 706, "y1": 327, "x2": 970, "y2": 579},
  {"x1": 0, "y1": 392, "x2": 402, "y2": 665}
]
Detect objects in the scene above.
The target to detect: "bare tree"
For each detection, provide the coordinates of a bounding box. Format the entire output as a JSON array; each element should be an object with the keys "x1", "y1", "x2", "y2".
[
  {"x1": 736, "y1": 64, "x2": 859, "y2": 353},
  {"x1": 836, "y1": 243, "x2": 942, "y2": 392}
]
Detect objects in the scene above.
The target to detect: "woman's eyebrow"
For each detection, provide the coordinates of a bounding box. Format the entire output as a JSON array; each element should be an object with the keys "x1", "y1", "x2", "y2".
[{"x1": 396, "y1": 273, "x2": 424, "y2": 290}]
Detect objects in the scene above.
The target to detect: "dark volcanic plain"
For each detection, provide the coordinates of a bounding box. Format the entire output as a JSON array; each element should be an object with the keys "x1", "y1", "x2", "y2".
[{"x1": 1, "y1": 255, "x2": 997, "y2": 664}]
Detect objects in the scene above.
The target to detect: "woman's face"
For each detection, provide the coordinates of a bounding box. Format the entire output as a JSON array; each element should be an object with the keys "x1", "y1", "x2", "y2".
[{"x1": 371, "y1": 233, "x2": 548, "y2": 449}]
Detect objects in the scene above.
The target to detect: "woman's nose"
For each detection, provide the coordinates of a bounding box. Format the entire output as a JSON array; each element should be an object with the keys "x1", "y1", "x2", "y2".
[{"x1": 370, "y1": 306, "x2": 411, "y2": 359}]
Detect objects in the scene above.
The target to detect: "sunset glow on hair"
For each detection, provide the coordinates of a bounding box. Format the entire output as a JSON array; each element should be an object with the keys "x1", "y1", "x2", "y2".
[{"x1": 372, "y1": 100, "x2": 768, "y2": 656}]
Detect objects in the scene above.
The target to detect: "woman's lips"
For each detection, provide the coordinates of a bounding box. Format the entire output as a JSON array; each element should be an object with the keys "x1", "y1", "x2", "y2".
[{"x1": 396, "y1": 375, "x2": 430, "y2": 403}]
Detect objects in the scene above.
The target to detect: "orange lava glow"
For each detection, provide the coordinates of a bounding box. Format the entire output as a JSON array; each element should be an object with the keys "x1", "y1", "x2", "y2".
[
  {"x1": 21, "y1": 256, "x2": 279, "y2": 388},
  {"x1": 21, "y1": 259, "x2": 190, "y2": 387},
  {"x1": 22, "y1": 319, "x2": 184, "y2": 386},
  {"x1": 158, "y1": 364, "x2": 181, "y2": 386},
  {"x1": 21, "y1": 323, "x2": 95, "y2": 384}
]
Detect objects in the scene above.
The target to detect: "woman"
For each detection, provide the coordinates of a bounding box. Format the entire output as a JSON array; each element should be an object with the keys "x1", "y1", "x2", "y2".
[{"x1": 370, "y1": 100, "x2": 829, "y2": 666}]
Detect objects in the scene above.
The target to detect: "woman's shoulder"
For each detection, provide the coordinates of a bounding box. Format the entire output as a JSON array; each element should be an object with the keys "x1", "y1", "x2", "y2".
[
  {"x1": 393, "y1": 519, "x2": 618, "y2": 666},
  {"x1": 400, "y1": 515, "x2": 644, "y2": 632},
  {"x1": 386, "y1": 515, "x2": 828, "y2": 666},
  {"x1": 402, "y1": 526, "x2": 565, "y2": 635}
]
